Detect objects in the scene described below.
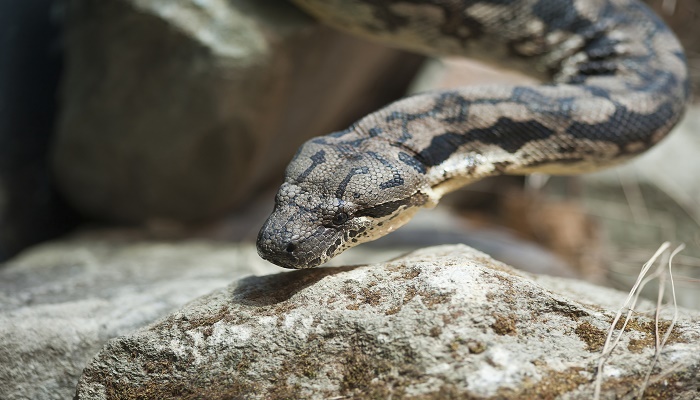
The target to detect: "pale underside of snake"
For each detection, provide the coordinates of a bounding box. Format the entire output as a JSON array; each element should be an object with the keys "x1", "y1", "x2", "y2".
[{"x1": 257, "y1": 0, "x2": 690, "y2": 269}]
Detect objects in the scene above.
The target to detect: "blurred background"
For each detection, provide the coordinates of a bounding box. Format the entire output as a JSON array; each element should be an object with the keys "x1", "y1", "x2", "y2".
[{"x1": 1, "y1": 0, "x2": 698, "y2": 307}]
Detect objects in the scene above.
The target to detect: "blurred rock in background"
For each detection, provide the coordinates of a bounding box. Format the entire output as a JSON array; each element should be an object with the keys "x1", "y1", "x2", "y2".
[
  {"x1": 52, "y1": 0, "x2": 423, "y2": 225},
  {"x1": 0, "y1": 0, "x2": 79, "y2": 262}
]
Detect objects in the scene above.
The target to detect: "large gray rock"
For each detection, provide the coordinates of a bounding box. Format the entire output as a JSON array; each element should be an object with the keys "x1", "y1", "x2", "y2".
[
  {"x1": 76, "y1": 245, "x2": 700, "y2": 399},
  {"x1": 53, "y1": 0, "x2": 422, "y2": 224},
  {"x1": 0, "y1": 239, "x2": 280, "y2": 400}
]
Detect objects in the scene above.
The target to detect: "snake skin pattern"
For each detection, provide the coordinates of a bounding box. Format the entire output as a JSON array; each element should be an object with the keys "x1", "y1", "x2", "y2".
[{"x1": 257, "y1": 0, "x2": 690, "y2": 269}]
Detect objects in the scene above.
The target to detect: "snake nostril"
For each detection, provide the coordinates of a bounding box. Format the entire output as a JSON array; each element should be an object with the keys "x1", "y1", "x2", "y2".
[{"x1": 285, "y1": 243, "x2": 297, "y2": 253}]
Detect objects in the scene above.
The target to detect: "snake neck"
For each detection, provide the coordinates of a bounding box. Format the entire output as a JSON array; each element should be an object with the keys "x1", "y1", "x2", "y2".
[
  {"x1": 294, "y1": 0, "x2": 688, "y2": 201},
  {"x1": 257, "y1": 0, "x2": 690, "y2": 269}
]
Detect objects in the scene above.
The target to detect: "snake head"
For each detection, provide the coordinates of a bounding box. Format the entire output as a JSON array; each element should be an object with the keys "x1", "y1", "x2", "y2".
[{"x1": 257, "y1": 136, "x2": 432, "y2": 269}]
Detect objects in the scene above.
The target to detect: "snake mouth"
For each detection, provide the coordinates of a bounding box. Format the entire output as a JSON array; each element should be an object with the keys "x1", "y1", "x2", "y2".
[
  {"x1": 256, "y1": 241, "x2": 329, "y2": 269},
  {"x1": 256, "y1": 239, "x2": 301, "y2": 269},
  {"x1": 256, "y1": 231, "x2": 299, "y2": 269},
  {"x1": 257, "y1": 245, "x2": 304, "y2": 269}
]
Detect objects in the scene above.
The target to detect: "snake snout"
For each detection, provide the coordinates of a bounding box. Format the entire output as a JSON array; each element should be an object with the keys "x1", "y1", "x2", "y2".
[
  {"x1": 257, "y1": 213, "x2": 337, "y2": 269},
  {"x1": 256, "y1": 231, "x2": 298, "y2": 269},
  {"x1": 256, "y1": 217, "x2": 317, "y2": 269},
  {"x1": 284, "y1": 243, "x2": 297, "y2": 253},
  {"x1": 257, "y1": 240, "x2": 299, "y2": 269}
]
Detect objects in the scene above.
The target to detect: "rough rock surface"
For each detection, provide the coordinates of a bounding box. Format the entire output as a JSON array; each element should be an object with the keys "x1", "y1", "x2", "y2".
[
  {"x1": 76, "y1": 245, "x2": 700, "y2": 399},
  {"x1": 0, "y1": 239, "x2": 279, "y2": 400},
  {"x1": 53, "y1": 0, "x2": 422, "y2": 224}
]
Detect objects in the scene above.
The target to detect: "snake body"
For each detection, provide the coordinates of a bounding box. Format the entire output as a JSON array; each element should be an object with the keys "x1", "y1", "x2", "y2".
[{"x1": 257, "y1": 0, "x2": 690, "y2": 269}]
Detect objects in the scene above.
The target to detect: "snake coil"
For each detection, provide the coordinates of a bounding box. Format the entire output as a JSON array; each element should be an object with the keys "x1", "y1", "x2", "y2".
[{"x1": 258, "y1": 0, "x2": 690, "y2": 269}]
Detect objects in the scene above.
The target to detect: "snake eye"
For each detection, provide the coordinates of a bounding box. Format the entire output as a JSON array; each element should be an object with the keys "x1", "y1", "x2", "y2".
[{"x1": 332, "y1": 212, "x2": 349, "y2": 226}]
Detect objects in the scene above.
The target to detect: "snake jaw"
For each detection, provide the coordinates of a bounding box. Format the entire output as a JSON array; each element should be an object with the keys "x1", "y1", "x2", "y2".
[
  {"x1": 257, "y1": 187, "x2": 432, "y2": 269},
  {"x1": 257, "y1": 134, "x2": 433, "y2": 268},
  {"x1": 256, "y1": 206, "x2": 324, "y2": 269},
  {"x1": 256, "y1": 216, "x2": 338, "y2": 269},
  {"x1": 256, "y1": 183, "x2": 366, "y2": 269}
]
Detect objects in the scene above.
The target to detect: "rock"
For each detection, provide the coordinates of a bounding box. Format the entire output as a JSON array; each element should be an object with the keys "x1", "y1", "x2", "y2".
[
  {"x1": 0, "y1": 238, "x2": 280, "y2": 400},
  {"x1": 53, "y1": 0, "x2": 423, "y2": 224},
  {"x1": 0, "y1": 0, "x2": 78, "y2": 261},
  {"x1": 75, "y1": 245, "x2": 700, "y2": 399}
]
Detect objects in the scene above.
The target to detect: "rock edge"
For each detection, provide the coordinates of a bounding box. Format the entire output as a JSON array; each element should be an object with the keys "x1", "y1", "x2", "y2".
[{"x1": 75, "y1": 245, "x2": 700, "y2": 399}]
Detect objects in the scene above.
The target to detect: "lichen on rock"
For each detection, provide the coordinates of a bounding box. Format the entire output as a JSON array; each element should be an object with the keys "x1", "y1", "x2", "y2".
[{"x1": 74, "y1": 244, "x2": 700, "y2": 399}]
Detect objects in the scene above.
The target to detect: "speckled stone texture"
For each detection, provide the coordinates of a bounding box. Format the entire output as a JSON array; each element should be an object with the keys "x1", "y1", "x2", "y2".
[
  {"x1": 0, "y1": 239, "x2": 280, "y2": 400},
  {"x1": 75, "y1": 245, "x2": 700, "y2": 399}
]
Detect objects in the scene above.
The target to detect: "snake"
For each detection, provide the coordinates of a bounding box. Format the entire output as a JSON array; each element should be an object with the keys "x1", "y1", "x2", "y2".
[{"x1": 257, "y1": 0, "x2": 690, "y2": 269}]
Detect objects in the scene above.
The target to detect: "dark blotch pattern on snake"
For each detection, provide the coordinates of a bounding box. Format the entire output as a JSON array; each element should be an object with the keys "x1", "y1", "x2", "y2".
[{"x1": 257, "y1": 0, "x2": 690, "y2": 269}]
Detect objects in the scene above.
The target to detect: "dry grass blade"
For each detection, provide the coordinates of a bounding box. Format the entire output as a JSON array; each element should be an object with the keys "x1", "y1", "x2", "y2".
[
  {"x1": 618, "y1": 171, "x2": 650, "y2": 223},
  {"x1": 638, "y1": 244, "x2": 684, "y2": 399},
  {"x1": 593, "y1": 242, "x2": 671, "y2": 400}
]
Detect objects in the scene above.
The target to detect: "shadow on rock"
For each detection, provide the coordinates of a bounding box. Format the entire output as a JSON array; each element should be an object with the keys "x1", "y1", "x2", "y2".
[{"x1": 232, "y1": 265, "x2": 361, "y2": 306}]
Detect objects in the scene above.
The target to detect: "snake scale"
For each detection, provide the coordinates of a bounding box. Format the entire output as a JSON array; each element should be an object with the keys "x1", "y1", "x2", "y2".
[{"x1": 257, "y1": 0, "x2": 690, "y2": 269}]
